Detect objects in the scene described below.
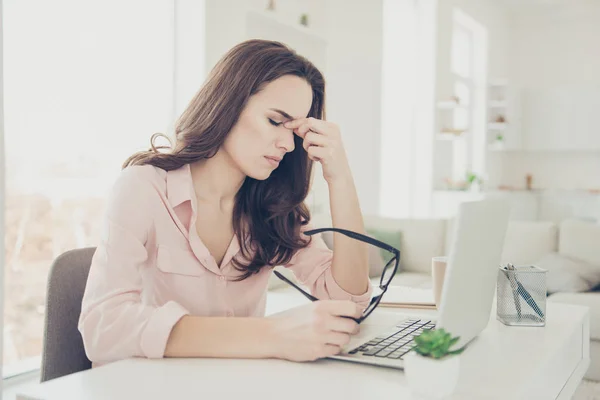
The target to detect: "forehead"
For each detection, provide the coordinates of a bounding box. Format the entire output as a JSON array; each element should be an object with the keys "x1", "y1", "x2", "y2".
[{"x1": 250, "y1": 75, "x2": 313, "y2": 119}]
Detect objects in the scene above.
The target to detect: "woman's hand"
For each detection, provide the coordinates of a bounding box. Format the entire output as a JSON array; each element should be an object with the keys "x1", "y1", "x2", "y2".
[
  {"x1": 267, "y1": 300, "x2": 362, "y2": 362},
  {"x1": 283, "y1": 118, "x2": 351, "y2": 184}
]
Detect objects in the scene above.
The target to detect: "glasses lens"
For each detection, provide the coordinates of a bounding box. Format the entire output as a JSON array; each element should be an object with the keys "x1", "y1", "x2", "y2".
[{"x1": 380, "y1": 256, "x2": 397, "y2": 287}]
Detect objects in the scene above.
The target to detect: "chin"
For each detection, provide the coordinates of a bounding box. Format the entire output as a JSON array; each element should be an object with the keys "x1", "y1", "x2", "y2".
[{"x1": 245, "y1": 168, "x2": 273, "y2": 181}]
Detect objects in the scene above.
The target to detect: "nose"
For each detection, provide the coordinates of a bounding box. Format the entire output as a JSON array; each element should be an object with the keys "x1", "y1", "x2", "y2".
[{"x1": 276, "y1": 129, "x2": 295, "y2": 153}]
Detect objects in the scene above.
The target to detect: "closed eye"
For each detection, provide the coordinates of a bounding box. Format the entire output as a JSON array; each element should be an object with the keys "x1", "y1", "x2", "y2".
[{"x1": 268, "y1": 118, "x2": 282, "y2": 127}]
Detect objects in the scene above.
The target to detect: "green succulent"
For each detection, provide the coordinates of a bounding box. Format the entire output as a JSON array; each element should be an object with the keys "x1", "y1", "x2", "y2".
[{"x1": 412, "y1": 328, "x2": 465, "y2": 359}]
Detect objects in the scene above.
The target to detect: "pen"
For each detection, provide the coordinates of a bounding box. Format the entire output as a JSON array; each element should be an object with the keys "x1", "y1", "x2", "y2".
[
  {"x1": 515, "y1": 279, "x2": 545, "y2": 319},
  {"x1": 507, "y1": 264, "x2": 545, "y2": 320},
  {"x1": 505, "y1": 263, "x2": 522, "y2": 319}
]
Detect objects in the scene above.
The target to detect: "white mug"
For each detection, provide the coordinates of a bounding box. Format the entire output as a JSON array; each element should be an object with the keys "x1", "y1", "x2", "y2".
[{"x1": 431, "y1": 256, "x2": 448, "y2": 308}]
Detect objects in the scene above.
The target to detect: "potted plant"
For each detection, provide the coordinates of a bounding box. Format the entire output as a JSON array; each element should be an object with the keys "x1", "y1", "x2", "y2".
[
  {"x1": 465, "y1": 172, "x2": 482, "y2": 192},
  {"x1": 490, "y1": 133, "x2": 505, "y2": 150},
  {"x1": 299, "y1": 13, "x2": 309, "y2": 26},
  {"x1": 404, "y1": 328, "x2": 465, "y2": 399}
]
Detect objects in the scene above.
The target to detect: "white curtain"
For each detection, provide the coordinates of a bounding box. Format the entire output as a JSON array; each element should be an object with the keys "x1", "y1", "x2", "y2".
[
  {"x1": 1, "y1": 0, "x2": 7, "y2": 386},
  {"x1": 1, "y1": 0, "x2": 197, "y2": 376}
]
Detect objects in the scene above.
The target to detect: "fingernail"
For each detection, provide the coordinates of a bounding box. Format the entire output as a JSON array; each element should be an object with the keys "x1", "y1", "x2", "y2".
[{"x1": 284, "y1": 121, "x2": 292, "y2": 128}]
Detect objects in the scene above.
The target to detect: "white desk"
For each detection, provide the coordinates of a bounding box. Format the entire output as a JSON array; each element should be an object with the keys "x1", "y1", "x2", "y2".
[{"x1": 18, "y1": 302, "x2": 589, "y2": 400}]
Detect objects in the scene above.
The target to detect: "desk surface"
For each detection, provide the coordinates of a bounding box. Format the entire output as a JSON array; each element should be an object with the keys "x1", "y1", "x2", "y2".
[{"x1": 18, "y1": 302, "x2": 590, "y2": 400}]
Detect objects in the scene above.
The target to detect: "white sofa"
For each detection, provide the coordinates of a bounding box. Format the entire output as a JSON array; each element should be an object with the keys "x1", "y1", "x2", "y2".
[{"x1": 267, "y1": 215, "x2": 600, "y2": 380}]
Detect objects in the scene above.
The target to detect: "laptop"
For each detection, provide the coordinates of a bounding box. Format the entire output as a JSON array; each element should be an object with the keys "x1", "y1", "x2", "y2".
[{"x1": 328, "y1": 199, "x2": 511, "y2": 369}]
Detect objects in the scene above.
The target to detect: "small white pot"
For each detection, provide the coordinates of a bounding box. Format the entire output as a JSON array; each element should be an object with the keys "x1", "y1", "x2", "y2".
[{"x1": 404, "y1": 352, "x2": 460, "y2": 399}]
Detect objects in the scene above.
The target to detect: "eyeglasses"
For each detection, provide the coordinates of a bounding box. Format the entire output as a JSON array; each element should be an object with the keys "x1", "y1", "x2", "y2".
[{"x1": 273, "y1": 227, "x2": 400, "y2": 324}]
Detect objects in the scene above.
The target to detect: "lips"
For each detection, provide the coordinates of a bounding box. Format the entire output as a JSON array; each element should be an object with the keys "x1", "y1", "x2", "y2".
[{"x1": 265, "y1": 156, "x2": 282, "y2": 167}]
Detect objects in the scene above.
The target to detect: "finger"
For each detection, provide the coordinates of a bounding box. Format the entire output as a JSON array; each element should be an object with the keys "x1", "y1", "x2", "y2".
[
  {"x1": 322, "y1": 300, "x2": 363, "y2": 319},
  {"x1": 325, "y1": 331, "x2": 351, "y2": 347},
  {"x1": 302, "y1": 131, "x2": 327, "y2": 152},
  {"x1": 306, "y1": 145, "x2": 329, "y2": 162},
  {"x1": 282, "y1": 118, "x2": 303, "y2": 130},
  {"x1": 329, "y1": 316, "x2": 359, "y2": 334},
  {"x1": 284, "y1": 117, "x2": 329, "y2": 134},
  {"x1": 294, "y1": 123, "x2": 312, "y2": 139},
  {"x1": 323, "y1": 344, "x2": 343, "y2": 357}
]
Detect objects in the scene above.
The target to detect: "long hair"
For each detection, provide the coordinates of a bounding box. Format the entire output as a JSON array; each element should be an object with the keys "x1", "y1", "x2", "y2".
[{"x1": 123, "y1": 39, "x2": 325, "y2": 280}]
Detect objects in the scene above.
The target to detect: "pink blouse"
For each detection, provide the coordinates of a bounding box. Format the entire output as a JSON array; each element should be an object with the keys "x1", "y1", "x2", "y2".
[{"x1": 78, "y1": 164, "x2": 371, "y2": 364}]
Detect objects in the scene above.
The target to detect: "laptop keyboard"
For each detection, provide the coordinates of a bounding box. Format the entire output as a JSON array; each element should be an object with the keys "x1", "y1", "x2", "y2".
[{"x1": 348, "y1": 319, "x2": 435, "y2": 359}]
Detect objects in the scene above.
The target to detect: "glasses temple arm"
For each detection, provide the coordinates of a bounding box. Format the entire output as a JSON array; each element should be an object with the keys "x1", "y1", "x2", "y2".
[
  {"x1": 273, "y1": 270, "x2": 319, "y2": 302},
  {"x1": 305, "y1": 227, "x2": 400, "y2": 257}
]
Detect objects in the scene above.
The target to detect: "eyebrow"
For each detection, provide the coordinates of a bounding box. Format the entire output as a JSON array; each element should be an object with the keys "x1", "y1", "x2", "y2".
[{"x1": 269, "y1": 108, "x2": 294, "y2": 120}]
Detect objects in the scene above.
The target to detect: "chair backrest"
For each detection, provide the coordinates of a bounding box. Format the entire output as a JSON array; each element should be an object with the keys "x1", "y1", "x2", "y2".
[{"x1": 41, "y1": 247, "x2": 96, "y2": 382}]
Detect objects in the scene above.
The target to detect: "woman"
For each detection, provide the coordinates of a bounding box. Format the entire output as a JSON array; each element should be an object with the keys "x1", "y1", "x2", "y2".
[{"x1": 78, "y1": 39, "x2": 371, "y2": 365}]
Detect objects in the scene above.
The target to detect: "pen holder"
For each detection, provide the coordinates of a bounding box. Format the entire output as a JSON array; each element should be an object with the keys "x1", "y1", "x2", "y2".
[{"x1": 497, "y1": 265, "x2": 547, "y2": 327}]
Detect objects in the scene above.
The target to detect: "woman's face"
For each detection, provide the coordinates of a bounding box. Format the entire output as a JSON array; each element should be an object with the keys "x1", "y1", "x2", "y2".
[{"x1": 222, "y1": 75, "x2": 313, "y2": 180}]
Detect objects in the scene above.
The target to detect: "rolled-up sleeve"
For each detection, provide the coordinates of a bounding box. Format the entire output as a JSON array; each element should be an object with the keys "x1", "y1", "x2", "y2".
[
  {"x1": 78, "y1": 167, "x2": 189, "y2": 364},
  {"x1": 284, "y1": 225, "x2": 372, "y2": 308}
]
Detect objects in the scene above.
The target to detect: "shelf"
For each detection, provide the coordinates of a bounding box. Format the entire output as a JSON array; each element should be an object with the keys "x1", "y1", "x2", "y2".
[
  {"x1": 436, "y1": 132, "x2": 465, "y2": 140},
  {"x1": 246, "y1": 10, "x2": 326, "y2": 41},
  {"x1": 488, "y1": 123, "x2": 507, "y2": 130},
  {"x1": 436, "y1": 101, "x2": 466, "y2": 110}
]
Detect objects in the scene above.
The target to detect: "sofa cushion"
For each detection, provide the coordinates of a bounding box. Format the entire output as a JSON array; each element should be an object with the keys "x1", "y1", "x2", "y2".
[
  {"x1": 310, "y1": 213, "x2": 406, "y2": 277},
  {"x1": 500, "y1": 221, "x2": 558, "y2": 266},
  {"x1": 364, "y1": 216, "x2": 446, "y2": 274},
  {"x1": 559, "y1": 219, "x2": 600, "y2": 266},
  {"x1": 366, "y1": 227, "x2": 403, "y2": 263},
  {"x1": 267, "y1": 214, "x2": 403, "y2": 288},
  {"x1": 320, "y1": 230, "x2": 388, "y2": 278},
  {"x1": 548, "y1": 292, "x2": 600, "y2": 340},
  {"x1": 535, "y1": 252, "x2": 600, "y2": 294}
]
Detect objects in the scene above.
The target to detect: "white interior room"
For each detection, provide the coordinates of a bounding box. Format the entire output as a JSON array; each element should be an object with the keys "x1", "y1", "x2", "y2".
[{"x1": 1, "y1": 0, "x2": 600, "y2": 398}]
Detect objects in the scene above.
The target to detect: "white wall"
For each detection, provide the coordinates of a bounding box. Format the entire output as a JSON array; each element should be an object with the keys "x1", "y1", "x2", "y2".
[
  {"x1": 436, "y1": 0, "x2": 510, "y2": 103},
  {"x1": 173, "y1": 0, "x2": 206, "y2": 121},
  {"x1": 510, "y1": 3, "x2": 600, "y2": 89},
  {"x1": 0, "y1": 0, "x2": 5, "y2": 384},
  {"x1": 322, "y1": 0, "x2": 383, "y2": 215},
  {"x1": 491, "y1": 2, "x2": 600, "y2": 191},
  {"x1": 204, "y1": 0, "x2": 384, "y2": 215},
  {"x1": 434, "y1": 0, "x2": 511, "y2": 190},
  {"x1": 498, "y1": 152, "x2": 600, "y2": 190},
  {"x1": 205, "y1": 0, "x2": 327, "y2": 76}
]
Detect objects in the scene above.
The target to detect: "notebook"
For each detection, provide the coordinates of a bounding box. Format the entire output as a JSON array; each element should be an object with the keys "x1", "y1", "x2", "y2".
[{"x1": 380, "y1": 285, "x2": 437, "y2": 309}]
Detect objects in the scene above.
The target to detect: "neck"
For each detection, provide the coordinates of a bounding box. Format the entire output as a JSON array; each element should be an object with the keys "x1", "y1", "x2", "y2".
[{"x1": 190, "y1": 150, "x2": 245, "y2": 210}]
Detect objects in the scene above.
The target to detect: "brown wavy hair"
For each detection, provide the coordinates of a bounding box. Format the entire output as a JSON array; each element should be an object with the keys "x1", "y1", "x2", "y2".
[{"x1": 123, "y1": 39, "x2": 325, "y2": 280}]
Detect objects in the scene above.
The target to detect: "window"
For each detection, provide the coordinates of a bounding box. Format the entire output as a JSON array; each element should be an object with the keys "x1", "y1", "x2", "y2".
[
  {"x1": 450, "y1": 23, "x2": 474, "y2": 182},
  {"x1": 449, "y1": 8, "x2": 487, "y2": 184},
  {"x1": 3, "y1": 0, "x2": 176, "y2": 376},
  {"x1": 451, "y1": 25, "x2": 473, "y2": 80}
]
